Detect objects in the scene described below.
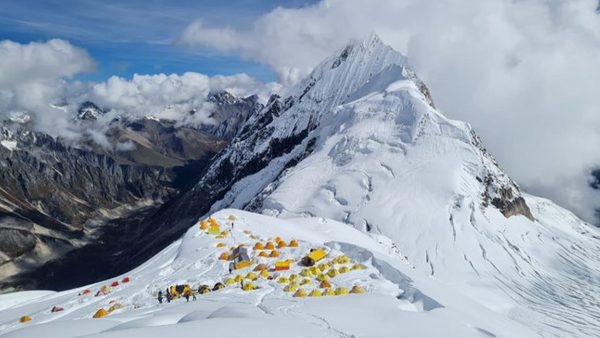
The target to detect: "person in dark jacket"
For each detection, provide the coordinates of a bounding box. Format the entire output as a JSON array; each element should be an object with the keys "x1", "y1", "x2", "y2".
[
  {"x1": 166, "y1": 288, "x2": 172, "y2": 303},
  {"x1": 158, "y1": 290, "x2": 163, "y2": 304}
]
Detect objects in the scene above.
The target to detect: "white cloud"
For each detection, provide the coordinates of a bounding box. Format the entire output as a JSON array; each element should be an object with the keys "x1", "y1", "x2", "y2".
[
  {"x1": 83, "y1": 72, "x2": 279, "y2": 127},
  {"x1": 0, "y1": 39, "x2": 279, "y2": 143},
  {"x1": 0, "y1": 39, "x2": 95, "y2": 138},
  {"x1": 179, "y1": 0, "x2": 600, "y2": 224}
]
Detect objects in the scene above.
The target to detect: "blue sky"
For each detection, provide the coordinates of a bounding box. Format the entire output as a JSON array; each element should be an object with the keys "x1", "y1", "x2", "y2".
[{"x1": 0, "y1": 0, "x2": 316, "y2": 82}]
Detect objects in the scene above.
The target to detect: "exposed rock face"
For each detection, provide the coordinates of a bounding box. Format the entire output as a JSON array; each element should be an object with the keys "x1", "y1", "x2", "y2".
[{"x1": 0, "y1": 91, "x2": 261, "y2": 286}]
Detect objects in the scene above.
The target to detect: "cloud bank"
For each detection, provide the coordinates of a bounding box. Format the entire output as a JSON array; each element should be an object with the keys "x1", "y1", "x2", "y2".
[
  {"x1": 179, "y1": 0, "x2": 600, "y2": 224},
  {"x1": 0, "y1": 39, "x2": 279, "y2": 140}
]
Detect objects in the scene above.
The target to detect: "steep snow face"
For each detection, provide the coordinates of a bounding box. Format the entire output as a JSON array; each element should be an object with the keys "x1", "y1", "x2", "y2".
[
  {"x1": 191, "y1": 36, "x2": 600, "y2": 337},
  {"x1": 0, "y1": 210, "x2": 538, "y2": 338}
]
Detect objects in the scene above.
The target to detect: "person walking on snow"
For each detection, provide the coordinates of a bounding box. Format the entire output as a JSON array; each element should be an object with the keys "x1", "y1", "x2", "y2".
[
  {"x1": 166, "y1": 288, "x2": 172, "y2": 303},
  {"x1": 158, "y1": 290, "x2": 163, "y2": 304}
]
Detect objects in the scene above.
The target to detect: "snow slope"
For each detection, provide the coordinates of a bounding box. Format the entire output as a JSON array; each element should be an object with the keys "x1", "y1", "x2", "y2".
[
  {"x1": 193, "y1": 35, "x2": 600, "y2": 337},
  {"x1": 0, "y1": 210, "x2": 538, "y2": 337}
]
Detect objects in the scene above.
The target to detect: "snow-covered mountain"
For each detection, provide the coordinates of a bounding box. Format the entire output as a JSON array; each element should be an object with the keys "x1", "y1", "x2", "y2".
[
  {"x1": 138, "y1": 34, "x2": 598, "y2": 337},
  {"x1": 1, "y1": 34, "x2": 598, "y2": 337}
]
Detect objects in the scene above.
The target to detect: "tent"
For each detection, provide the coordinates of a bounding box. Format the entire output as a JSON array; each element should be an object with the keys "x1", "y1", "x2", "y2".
[
  {"x1": 19, "y1": 316, "x2": 32, "y2": 323},
  {"x1": 275, "y1": 260, "x2": 290, "y2": 271},
  {"x1": 316, "y1": 274, "x2": 329, "y2": 282},
  {"x1": 259, "y1": 269, "x2": 270, "y2": 278},
  {"x1": 93, "y1": 308, "x2": 109, "y2": 318},
  {"x1": 254, "y1": 242, "x2": 264, "y2": 250},
  {"x1": 323, "y1": 288, "x2": 336, "y2": 296},
  {"x1": 213, "y1": 282, "x2": 225, "y2": 291},
  {"x1": 81, "y1": 289, "x2": 91, "y2": 295},
  {"x1": 289, "y1": 274, "x2": 299, "y2": 281},
  {"x1": 339, "y1": 266, "x2": 350, "y2": 274},
  {"x1": 216, "y1": 243, "x2": 226, "y2": 248},
  {"x1": 258, "y1": 251, "x2": 268, "y2": 257},
  {"x1": 278, "y1": 277, "x2": 290, "y2": 284},
  {"x1": 277, "y1": 241, "x2": 288, "y2": 248},
  {"x1": 350, "y1": 285, "x2": 366, "y2": 294},
  {"x1": 199, "y1": 220, "x2": 208, "y2": 230},
  {"x1": 245, "y1": 272, "x2": 257, "y2": 280},
  {"x1": 284, "y1": 284, "x2": 298, "y2": 292},
  {"x1": 228, "y1": 215, "x2": 237, "y2": 221},
  {"x1": 309, "y1": 289, "x2": 322, "y2": 297},
  {"x1": 108, "y1": 303, "x2": 124, "y2": 313},
  {"x1": 198, "y1": 285, "x2": 211, "y2": 294},
  {"x1": 320, "y1": 280, "x2": 332, "y2": 288},
  {"x1": 352, "y1": 264, "x2": 366, "y2": 270},
  {"x1": 253, "y1": 263, "x2": 268, "y2": 271},
  {"x1": 265, "y1": 242, "x2": 275, "y2": 250},
  {"x1": 335, "y1": 287, "x2": 348, "y2": 295},
  {"x1": 327, "y1": 269, "x2": 340, "y2": 278},
  {"x1": 219, "y1": 252, "x2": 230, "y2": 260},
  {"x1": 122, "y1": 277, "x2": 130, "y2": 283},
  {"x1": 300, "y1": 278, "x2": 313, "y2": 286},
  {"x1": 289, "y1": 240, "x2": 299, "y2": 247},
  {"x1": 293, "y1": 289, "x2": 307, "y2": 298},
  {"x1": 269, "y1": 250, "x2": 279, "y2": 258},
  {"x1": 225, "y1": 278, "x2": 236, "y2": 285},
  {"x1": 51, "y1": 306, "x2": 64, "y2": 313},
  {"x1": 111, "y1": 281, "x2": 119, "y2": 287},
  {"x1": 307, "y1": 249, "x2": 327, "y2": 262},
  {"x1": 242, "y1": 283, "x2": 256, "y2": 291}
]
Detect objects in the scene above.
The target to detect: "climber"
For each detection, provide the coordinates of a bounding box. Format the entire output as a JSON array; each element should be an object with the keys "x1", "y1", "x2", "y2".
[
  {"x1": 166, "y1": 288, "x2": 172, "y2": 303},
  {"x1": 157, "y1": 290, "x2": 163, "y2": 304},
  {"x1": 183, "y1": 287, "x2": 193, "y2": 302}
]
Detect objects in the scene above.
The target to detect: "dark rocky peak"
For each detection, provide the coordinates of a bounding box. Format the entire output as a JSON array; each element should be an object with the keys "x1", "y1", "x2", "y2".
[{"x1": 77, "y1": 101, "x2": 105, "y2": 120}]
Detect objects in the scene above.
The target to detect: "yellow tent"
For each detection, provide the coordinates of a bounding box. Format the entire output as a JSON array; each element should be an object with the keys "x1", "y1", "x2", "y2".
[
  {"x1": 350, "y1": 285, "x2": 366, "y2": 294},
  {"x1": 216, "y1": 243, "x2": 226, "y2": 248},
  {"x1": 320, "y1": 280, "x2": 332, "y2": 288},
  {"x1": 323, "y1": 288, "x2": 336, "y2": 296},
  {"x1": 309, "y1": 289, "x2": 322, "y2": 297},
  {"x1": 235, "y1": 260, "x2": 252, "y2": 270},
  {"x1": 339, "y1": 266, "x2": 350, "y2": 274},
  {"x1": 335, "y1": 287, "x2": 348, "y2": 295},
  {"x1": 300, "y1": 269, "x2": 313, "y2": 277},
  {"x1": 300, "y1": 278, "x2": 313, "y2": 286},
  {"x1": 258, "y1": 251, "x2": 268, "y2": 257},
  {"x1": 19, "y1": 315, "x2": 32, "y2": 323},
  {"x1": 289, "y1": 240, "x2": 299, "y2": 247},
  {"x1": 108, "y1": 303, "x2": 124, "y2": 313},
  {"x1": 93, "y1": 308, "x2": 109, "y2": 318},
  {"x1": 327, "y1": 269, "x2": 340, "y2": 278},
  {"x1": 352, "y1": 264, "x2": 366, "y2": 270},
  {"x1": 219, "y1": 252, "x2": 230, "y2": 260},
  {"x1": 200, "y1": 220, "x2": 208, "y2": 230},
  {"x1": 274, "y1": 236, "x2": 281, "y2": 243},
  {"x1": 245, "y1": 272, "x2": 258, "y2": 280},
  {"x1": 225, "y1": 278, "x2": 236, "y2": 285},
  {"x1": 265, "y1": 242, "x2": 275, "y2": 250},
  {"x1": 277, "y1": 277, "x2": 290, "y2": 284},
  {"x1": 277, "y1": 240, "x2": 287, "y2": 248},
  {"x1": 259, "y1": 270, "x2": 270, "y2": 278},
  {"x1": 242, "y1": 283, "x2": 256, "y2": 291},
  {"x1": 289, "y1": 274, "x2": 299, "y2": 281},
  {"x1": 269, "y1": 250, "x2": 279, "y2": 258},
  {"x1": 234, "y1": 274, "x2": 244, "y2": 282},
  {"x1": 254, "y1": 242, "x2": 265, "y2": 250},
  {"x1": 307, "y1": 249, "x2": 327, "y2": 262},
  {"x1": 253, "y1": 263, "x2": 268, "y2": 271},
  {"x1": 316, "y1": 274, "x2": 329, "y2": 282},
  {"x1": 228, "y1": 215, "x2": 237, "y2": 221},
  {"x1": 293, "y1": 289, "x2": 307, "y2": 298},
  {"x1": 284, "y1": 283, "x2": 298, "y2": 292}
]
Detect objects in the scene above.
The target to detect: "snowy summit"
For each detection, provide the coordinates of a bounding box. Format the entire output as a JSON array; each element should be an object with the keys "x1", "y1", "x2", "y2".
[{"x1": 0, "y1": 34, "x2": 598, "y2": 338}]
